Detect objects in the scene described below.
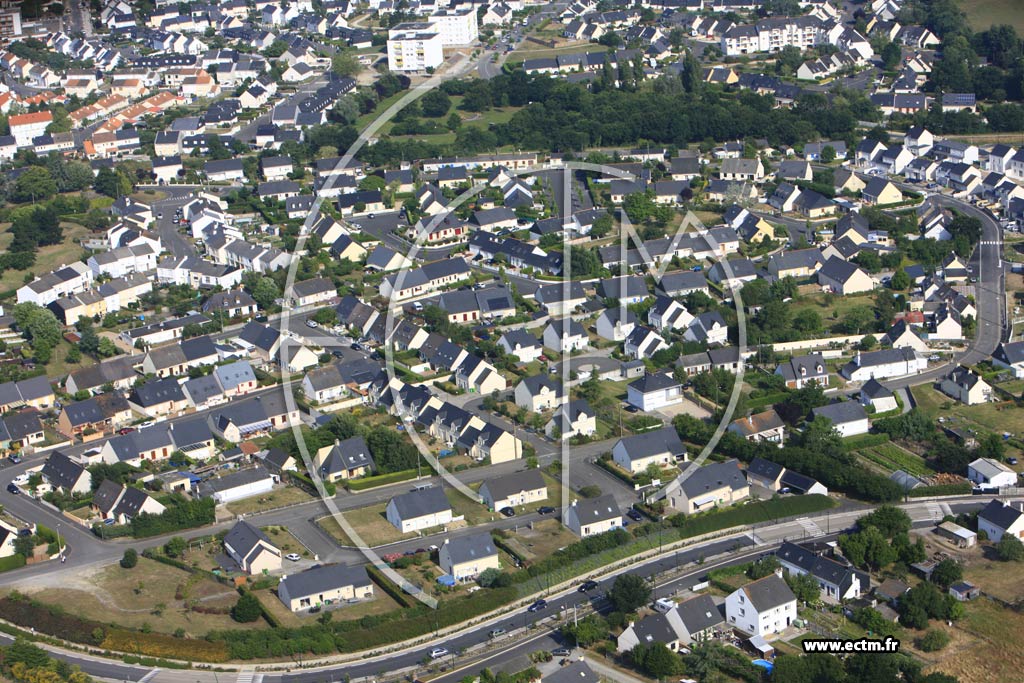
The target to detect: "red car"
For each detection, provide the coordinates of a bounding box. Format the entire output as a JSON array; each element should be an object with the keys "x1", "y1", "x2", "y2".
[{"x1": 118, "y1": 427, "x2": 136, "y2": 435}]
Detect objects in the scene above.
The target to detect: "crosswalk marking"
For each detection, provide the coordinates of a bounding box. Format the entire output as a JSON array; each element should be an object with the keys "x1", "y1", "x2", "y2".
[
  {"x1": 927, "y1": 502, "x2": 943, "y2": 520},
  {"x1": 796, "y1": 517, "x2": 824, "y2": 538},
  {"x1": 237, "y1": 671, "x2": 254, "y2": 683}
]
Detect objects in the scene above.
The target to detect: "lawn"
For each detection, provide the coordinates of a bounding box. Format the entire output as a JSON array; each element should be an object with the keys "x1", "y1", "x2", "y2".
[
  {"x1": 963, "y1": 559, "x2": 1024, "y2": 603},
  {"x1": 931, "y1": 598, "x2": 1024, "y2": 683},
  {"x1": 254, "y1": 584, "x2": 404, "y2": 627},
  {"x1": 225, "y1": 485, "x2": 315, "y2": 516},
  {"x1": 261, "y1": 526, "x2": 311, "y2": 558},
  {"x1": 786, "y1": 291, "x2": 877, "y2": 335},
  {"x1": 912, "y1": 385, "x2": 1024, "y2": 438},
  {"x1": 319, "y1": 504, "x2": 417, "y2": 548},
  {"x1": 0, "y1": 222, "x2": 90, "y2": 294},
  {"x1": 958, "y1": 0, "x2": 1024, "y2": 32},
  {"x1": 502, "y1": 518, "x2": 578, "y2": 562},
  {"x1": 18, "y1": 558, "x2": 257, "y2": 637}
]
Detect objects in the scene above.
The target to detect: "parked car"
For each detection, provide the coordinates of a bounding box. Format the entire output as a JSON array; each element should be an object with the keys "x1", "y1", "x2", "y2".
[
  {"x1": 626, "y1": 508, "x2": 643, "y2": 522},
  {"x1": 527, "y1": 599, "x2": 547, "y2": 613},
  {"x1": 552, "y1": 648, "x2": 572, "y2": 658},
  {"x1": 285, "y1": 553, "x2": 301, "y2": 561},
  {"x1": 306, "y1": 319, "x2": 319, "y2": 328},
  {"x1": 429, "y1": 647, "x2": 449, "y2": 659},
  {"x1": 6, "y1": 483, "x2": 19, "y2": 494},
  {"x1": 9, "y1": 455, "x2": 21, "y2": 465},
  {"x1": 538, "y1": 506, "x2": 556, "y2": 515},
  {"x1": 499, "y1": 507, "x2": 516, "y2": 517},
  {"x1": 118, "y1": 427, "x2": 135, "y2": 435}
]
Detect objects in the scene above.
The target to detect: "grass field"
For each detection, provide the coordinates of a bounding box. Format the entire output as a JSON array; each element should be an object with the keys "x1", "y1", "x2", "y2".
[
  {"x1": 254, "y1": 585, "x2": 404, "y2": 627},
  {"x1": 261, "y1": 526, "x2": 310, "y2": 558},
  {"x1": 19, "y1": 558, "x2": 256, "y2": 637},
  {"x1": 964, "y1": 561, "x2": 1024, "y2": 603},
  {"x1": 319, "y1": 504, "x2": 416, "y2": 547},
  {"x1": 0, "y1": 222, "x2": 89, "y2": 294},
  {"x1": 931, "y1": 598, "x2": 1024, "y2": 683},
  {"x1": 786, "y1": 291, "x2": 877, "y2": 335},
  {"x1": 503, "y1": 518, "x2": 577, "y2": 562},
  {"x1": 225, "y1": 485, "x2": 314, "y2": 516},
  {"x1": 959, "y1": 0, "x2": 1024, "y2": 33}
]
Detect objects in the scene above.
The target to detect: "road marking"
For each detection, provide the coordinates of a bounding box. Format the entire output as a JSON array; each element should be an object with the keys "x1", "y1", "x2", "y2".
[
  {"x1": 796, "y1": 517, "x2": 824, "y2": 538},
  {"x1": 139, "y1": 670, "x2": 160, "y2": 683},
  {"x1": 927, "y1": 502, "x2": 943, "y2": 520},
  {"x1": 236, "y1": 671, "x2": 254, "y2": 683}
]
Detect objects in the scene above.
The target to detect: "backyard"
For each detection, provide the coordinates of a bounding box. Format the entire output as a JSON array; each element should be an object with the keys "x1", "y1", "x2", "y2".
[
  {"x1": 15, "y1": 558, "x2": 257, "y2": 637},
  {"x1": 254, "y1": 584, "x2": 405, "y2": 628},
  {"x1": 225, "y1": 485, "x2": 315, "y2": 516}
]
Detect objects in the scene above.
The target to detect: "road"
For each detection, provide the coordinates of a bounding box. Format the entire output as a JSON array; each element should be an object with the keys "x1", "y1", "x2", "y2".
[{"x1": 0, "y1": 496, "x2": 997, "y2": 683}]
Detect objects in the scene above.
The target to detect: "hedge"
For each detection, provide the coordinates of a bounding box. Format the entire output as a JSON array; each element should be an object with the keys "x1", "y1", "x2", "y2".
[
  {"x1": 841, "y1": 433, "x2": 892, "y2": 451},
  {"x1": 288, "y1": 470, "x2": 336, "y2": 497},
  {"x1": 670, "y1": 495, "x2": 835, "y2": 538},
  {"x1": 346, "y1": 468, "x2": 419, "y2": 491},
  {"x1": 365, "y1": 563, "x2": 416, "y2": 608},
  {"x1": 0, "y1": 554, "x2": 26, "y2": 573},
  {"x1": 744, "y1": 391, "x2": 791, "y2": 412},
  {"x1": 908, "y1": 483, "x2": 973, "y2": 497},
  {"x1": 594, "y1": 458, "x2": 634, "y2": 485},
  {"x1": 491, "y1": 533, "x2": 528, "y2": 565},
  {"x1": 250, "y1": 590, "x2": 282, "y2": 628}
]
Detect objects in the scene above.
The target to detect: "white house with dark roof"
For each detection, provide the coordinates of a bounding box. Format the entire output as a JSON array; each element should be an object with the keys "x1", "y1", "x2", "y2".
[
  {"x1": 841, "y1": 348, "x2": 926, "y2": 381},
  {"x1": 728, "y1": 409, "x2": 785, "y2": 444},
  {"x1": 939, "y1": 367, "x2": 992, "y2": 406},
  {"x1": 385, "y1": 487, "x2": 453, "y2": 533},
  {"x1": 314, "y1": 435, "x2": 376, "y2": 482},
  {"x1": 545, "y1": 399, "x2": 597, "y2": 440},
  {"x1": 774, "y1": 353, "x2": 828, "y2": 389},
  {"x1": 514, "y1": 375, "x2": 567, "y2": 412},
  {"x1": 197, "y1": 466, "x2": 276, "y2": 505},
  {"x1": 811, "y1": 401, "x2": 869, "y2": 437},
  {"x1": 40, "y1": 451, "x2": 91, "y2": 495},
  {"x1": 626, "y1": 372, "x2": 682, "y2": 411},
  {"x1": 543, "y1": 318, "x2": 588, "y2": 353},
  {"x1": 564, "y1": 494, "x2": 622, "y2": 537},
  {"x1": 612, "y1": 426, "x2": 687, "y2": 475},
  {"x1": 497, "y1": 328, "x2": 542, "y2": 363},
  {"x1": 992, "y1": 341, "x2": 1024, "y2": 378},
  {"x1": 775, "y1": 541, "x2": 868, "y2": 602},
  {"x1": 439, "y1": 533, "x2": 500, "y2": 581},
  {"x1": 859, "y1": 378, "x2": 897, "y2": 412},
  {"x1": 725, "y1": 574, "x2": 797, "y2": 636},
  {"x1": 817, "y1": 257, "x2": 874, "y2": 295},
  {"x1": 977, "y1": 499, "x2": 1024, "y2": 542},
  {"x1": 664, "y1": 459, "x2": 748, "y2": 514}
]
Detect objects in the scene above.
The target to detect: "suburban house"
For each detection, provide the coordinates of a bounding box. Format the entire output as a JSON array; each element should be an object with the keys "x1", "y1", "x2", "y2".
[
  {"x1": 290, "y1": 277, "x2": 336, "y2": 307},
  {"x1": 277, "y1": 564, "x2": 374, "y2": 612},
  {"x1": 775, "y1": 541, "x2": 869, "y2": 602},
  {"x1": 438, "y1": 533, "x2": 500, "y2": 581},
  {"x1": 626, "y1": 372, "x2": 682, "y2": 411},
  {"x1": 727, "y1": 409, "x2": 785, "y2": 444},
  {"x1": 385, "y1": 487, "x2": 453, "y2": 533},
  {"x1": 664, "y1": 459, "x2": 749, "y2": 514},
  {"x1": 92, "y1": 480, "x2": 166, "y2": 525},
  {"x1": 725, "y1": 574, "x2": 798, "y2": 637},
  {"x1": 841, "y1": 348, "x2": 927, "y2": 381},
  {"x1": 514, "y1": 376, "x2": 567, "y2": 412},
  {"x1": 197, "y1": 467, "x2": 276, "y2": 505},
  {"x1": 224, "y1": 520, "x2": 282, "y2": 575},
  {"x1": 40, "y1": 451, "x2": 92, "y2": 495},
  {"x1": 967, "y1": 458, "x2": 1017, "y2": 490},
  {"x1": 977, "y1": 499, "x2": 1024, "y2": 542},
  {"x1": 859, "y1": 378, "x2": 898, "y2": 413},
  {"x1": 498, "y1": 329, "x2": 543, "y2": 363},
  {"x1": 817, "y1": 257, "x2": 874, "y2": 295},
  {"x1": 992, "y1": 341, "x2": 1024, "y2": 378},
  {"x1": 0, "y1": 376, "x2": 55, "y2": 413},
  {"x1": 564, "y1": 495, "x2": 622, "y2": 537},
  {"x1": 542, "y1": 318, "x2": 589, "y2": 353},
  {"x1": 616, "y1": 593, "x2": 724, "y2": 653},
  {"x1": 478, "y1": 469, "x2": 548, "y2": 511},
  {"x1": 612, "y1": 426, "x2": 687, "y2": 475},
  {"x1": 545, "y1": 400, "x2": 597, "y2": 440},
  {"x1": 811, "y1": 401, "x2": 870, "y2": 437},
  {"x1": 0, "y1": 409, "x2": 44, "y2": 451},
  {"x1": 313, "y1": 436, "x2": 376, "y2": 482},
  {"x1": 127, "y1": 378, "x2": 189, "y2": 418},
  {"x1": 775, "y1": 354, "x2": 829, "y2": 389},
  {"x1": 57, "y1": 393, "x2": 133, "y2": 439},
  {"x1": 939, "y1": 367, "x2": 992, "y2": 405}
]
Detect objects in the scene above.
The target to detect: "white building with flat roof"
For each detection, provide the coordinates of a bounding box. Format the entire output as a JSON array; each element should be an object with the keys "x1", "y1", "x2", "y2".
[
  {"x1": 430, "y1": 8, "x2": 478, "y2": 46},
  {"x1": 387, "y1": 24, "x2": 444, "y2": 72}
]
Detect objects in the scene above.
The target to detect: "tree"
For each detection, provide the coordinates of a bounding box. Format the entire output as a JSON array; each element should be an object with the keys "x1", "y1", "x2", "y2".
[
  {"x1": 881, "y1": 41, "x2": 902, "y2": 69},
  {"x1": 858, "y1": 505, "x2": 912, "y2": 538},
  {"x1": 421, "y1": 88, "x2": 452, "y2": 117},
  {"x1": 609, "y1": 573, "x2": 651, "y2": 613},
  {"x1": 561, "y1": 615, "x2": 607, "y2": 647},
  {"x1": 785, "y1": 571, "x2": 821, "y2": 604},
  {"x1": 250, "y1": 277, "x2": 281, "y2": 310},
  {"x1": 331, "y1": 52, "x2": 363, "y2": 77},
  {"x1": 997, "y1": 533, "x2": 1024, "y2": 561},
  {"x1": 11, "y1": 166, "x2": 57, "y2": 203},
  {"x1": 918, "y1": 628, "x2": 950, "y2": 652},
  {"x1": 164, "y1": 536, "x2": 187, "y2": 558},
  {"x1": 820, "y1": 144, "x2": 837, "y2": 163},
  {"x1": 631, "y1": 642, "x2": 682, "y2": 678},
  {"x1": 13, "y1": 535, "x2": 35, "y2": 558},
  {"x1": 890, "y1": 268, "x2": 910, "y2": 290},
  {"x1": 930, "y1": 558, "x2": 962, "y2": 589},
  {"x1": 231, "y1": 592, "x2": 263, "y2": 622},
  {"x1": 120, "y1": 548, "x2": 138, "y2": 569},
  {"x1": 93, "y1": 166, "x2": 131, "y2": 198}
]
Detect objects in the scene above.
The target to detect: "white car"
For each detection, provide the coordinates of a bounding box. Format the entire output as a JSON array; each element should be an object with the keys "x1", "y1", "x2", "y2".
[
  {"x1": 306, "y1": 320, "x2": 319, "y2": 328},
  {"x1": 429, "y1": 647, "x2": 449, "y2": 659},
  {"x1": 285, "y1": 553, "x2": 301, "y2": 561}
]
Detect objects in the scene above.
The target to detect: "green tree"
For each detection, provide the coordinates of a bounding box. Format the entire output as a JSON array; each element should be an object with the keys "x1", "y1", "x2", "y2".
[
  {"x1": 930, "y1": 558, "x2": 962, "y2": 589},
  {"x1": 93, "y1": 166, "x2": 131, "y2": 198},
  {"x1": 881, "y1": 41, "x2": 902, "y2": 70},
  {"x1": 918, "y1": 628, "x2": 950, "y2": 652},
  {"x1": 820, "y1": 144, "x2": 837, "y2": 163},
  {"x1": 561, "y1": 614, "x2": 607, "y2": 647},
  {"x1": 13, "y1": 535, "x2": 35, "y2": 557},
  {"x1": 785, "y1": 571, "x2": 822, "y2": 604},
  {"x1": 997, "y1": 533, "x2": 1024, "y2": 561},
  {"x1": 331, "y1": 52, "x2": 363, "y2": 77},
  {"x1": 421, "y1": 88, "x2": 452, "y2": 117},
  {"x1": 231, "y1": 592, "x2": 263, "y2": 622},
  {"x1": 858, "y1": 505, "x2": 912, "y2": 538},
  {"x1": 609, "y1": 573, "x2": 651, "y2": 613},
  {"x1": 120, "y1": 548, "x2": 138, "y2": 569},
  {"x1": 164, "y1": 536, "x2": 187, "y2": 558},
  {"x1": 631, "y1": 642, "x2": 682, "y2": 678},
  {"x1": 890, "y1": 268, "x2": 910, "y2": 290},
  {"x1": 250, "y1": 277, "x2": 281, "y2": 310},
  {"x1": 11, "y1": 166, "x2": 57, "y2": 203}
]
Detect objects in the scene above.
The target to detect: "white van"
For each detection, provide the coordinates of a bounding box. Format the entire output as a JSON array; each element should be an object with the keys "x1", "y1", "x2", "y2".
[{"x1": 653, "y1": 598, "x2": 677, "y2": 613}]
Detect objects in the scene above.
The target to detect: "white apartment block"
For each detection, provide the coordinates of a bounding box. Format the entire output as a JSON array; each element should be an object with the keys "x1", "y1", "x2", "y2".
[
  {"x1": 430, "y1": 8, "x2": 478, "y2": 46},
  {"x1": 722, "y1": 16, "x2": 823, "y2": 56},
  {"x1": 387, "y1": 25, "x2": 445, "y2": 72}
]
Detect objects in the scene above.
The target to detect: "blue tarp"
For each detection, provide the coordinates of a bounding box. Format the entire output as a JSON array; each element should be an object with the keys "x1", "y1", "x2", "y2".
[
  {"x1": 436, "y1": 574, "x2": 456, "y2": 586},
  {"x1": 752, "y1": 659, "x2": 773, "y2": 674}
]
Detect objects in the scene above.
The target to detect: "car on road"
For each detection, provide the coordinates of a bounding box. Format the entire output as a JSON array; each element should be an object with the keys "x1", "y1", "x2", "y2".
[
  {"x1": 285, "y1": 553, "x2": 301, "y2": 561},
  {"x1": 332, "y1": 350, "x2": 345, "y2": 358},
  {"x1": 489, "y1": 628, "x2": 506, "y2": 638},
  {"x1": 527, "y1": 599, "x2": 547, "y2": 613},
  {"x1": 255, "y1": 315, "x2": 269, "y2": 323},
  {"x1": 578, "y1": 580, "x2": 598, "y2": 593},
  {"x1": 552, "y1": 648, "x2": 572, "y2": 658},
  {"x1": 306, "y1": 319, "x2": 319, "y2": 328},
  {"x1": 9, "y1": 455, "x2": 21, "y2": 465},
  {"x1": 157, "y1": 212, "x2": 163, "y2": 219},
  {"x1": 499, "y1": 507, "x2": 516, "y2": 517},
  {"x1": 351, "y1": 342, "x2": 362, "y2": 350},
  {"x1": 928, "y1": 354, "x2": 941, "y2": 361},
  {"x1": 538, "y1": 506, "x2": 556, "y2": 515},
  {"x1": 429, "y1": 647, "x2": 449, "y2": 659},
  {"x1": 137, "y1": 421, "x2": 155, "y2": 430},
  {"x1": 6, "y1": 483, "x2": 19, "y2": 494}
]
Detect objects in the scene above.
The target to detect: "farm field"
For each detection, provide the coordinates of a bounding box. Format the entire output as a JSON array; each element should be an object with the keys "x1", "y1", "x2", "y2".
[{"x1": 958, "y1": 0, "x2": 1024, "y2": 33}]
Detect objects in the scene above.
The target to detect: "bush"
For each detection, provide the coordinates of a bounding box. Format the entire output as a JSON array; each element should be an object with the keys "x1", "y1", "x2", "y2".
[
  {"x1": 345, "y1": 469, "x2": 418, "y2": 491},
  {"x1": 120, "y1": 548, "x2": 138, "y2": 569},
  {"x1": 231, "y1": 593, "x2": 263, "y2": 623},
  {"x1": 0, "y1": 554, "x2": 26, "y2": 573},
  {"x1": 997, "y1": 534, "x2": 1024, "y2": 561},
  {"x1": 918, "y1": 629, "x2": 950, "y2": 652},
  {"x1": 908, "y1": 483, "x2": 973, "y2": 497}
]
